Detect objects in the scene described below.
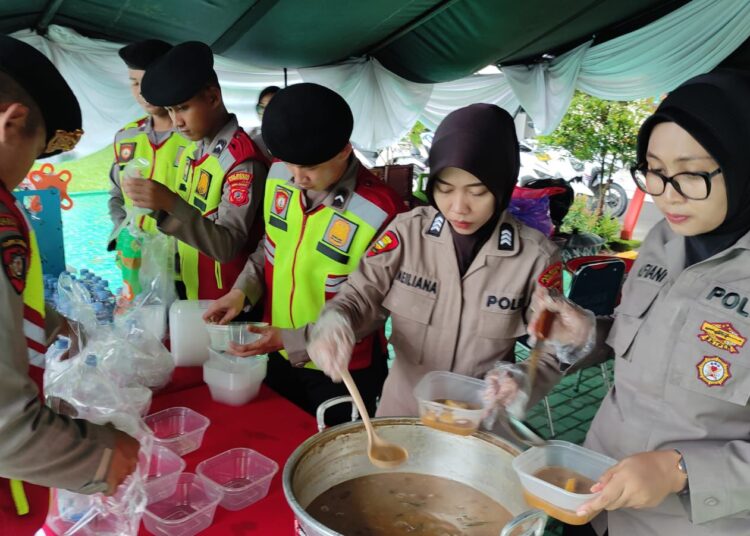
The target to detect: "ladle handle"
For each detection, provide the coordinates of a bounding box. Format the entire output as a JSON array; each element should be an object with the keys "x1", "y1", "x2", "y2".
[{"x1": 339, "y1": 367, "x2": 375, "y2": 439}]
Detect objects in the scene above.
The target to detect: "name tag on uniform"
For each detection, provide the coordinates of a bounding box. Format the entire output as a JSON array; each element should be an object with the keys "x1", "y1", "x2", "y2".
[{"x1": 394, "y1": 269, "x2": 438, "y2": 295}]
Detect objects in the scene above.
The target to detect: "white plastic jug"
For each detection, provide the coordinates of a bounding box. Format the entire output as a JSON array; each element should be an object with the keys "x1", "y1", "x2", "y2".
[{"x1": 169, "y1": 300, "x2": 212, "y2": 366}]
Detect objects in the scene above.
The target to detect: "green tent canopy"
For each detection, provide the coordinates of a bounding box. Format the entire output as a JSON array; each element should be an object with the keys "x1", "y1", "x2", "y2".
[{"x1": 0, "y1": 0, "x2": 691, "y2": 82}]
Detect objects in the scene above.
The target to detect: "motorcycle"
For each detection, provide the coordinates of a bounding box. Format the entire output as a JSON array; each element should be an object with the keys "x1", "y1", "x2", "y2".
[{"x1": 519, "y1": 144, "x2": 628, "y2": 218}]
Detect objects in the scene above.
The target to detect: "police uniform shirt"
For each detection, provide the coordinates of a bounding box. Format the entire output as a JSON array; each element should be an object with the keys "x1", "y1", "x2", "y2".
[
  {"x1": 154, "y1": 114, "x2": 268, "y2": 264},
  {"x1": 578, "y1": 219, "x2": 750, "y2": 536},
  {"x1": 319, "y1": 205, "x2": 562, "y2": 417},
  {"x1": 0, "y1": 193, "x2": 116, "y2": 491}
]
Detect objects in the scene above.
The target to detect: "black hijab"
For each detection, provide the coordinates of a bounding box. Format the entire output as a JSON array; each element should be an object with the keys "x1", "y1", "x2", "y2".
[
  {"x1": 636, "y1": 69, "x2": 750, "y2": 266},
  {"x1": 427, "y1": 104, "x2": 520, "y2": 275}
]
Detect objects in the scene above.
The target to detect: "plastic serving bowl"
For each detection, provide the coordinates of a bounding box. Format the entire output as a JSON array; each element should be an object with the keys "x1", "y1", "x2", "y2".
[
  {"x1": 145, "y1": 445, "x2": 187, "y2": 504},
  {"x1": 143, "y1": 473, "x2": 223, "y2": 536},
  {"x1": 203, "y1": 351, "x2": 268, "y2": 406},
  {"x1": 512, "y1": 440, "x2": 617, "y2": 525},
  {"x1": 196, "y1": 448, "x2": 279, "y2": 511},
  {"x1": 204, "y1": 322, "x2": 268, "y2": 352},
  {"x1": 413, "y1": 371, "x2": 487, "y2": 435},
  {"x1": 145, "y1": 407, "x2": 211, "y2": 456}
]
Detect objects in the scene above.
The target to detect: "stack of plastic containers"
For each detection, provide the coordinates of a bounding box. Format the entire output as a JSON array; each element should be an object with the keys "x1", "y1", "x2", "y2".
[{"x1": 142, "y1": 407, "x2": 278, "y2": 535}]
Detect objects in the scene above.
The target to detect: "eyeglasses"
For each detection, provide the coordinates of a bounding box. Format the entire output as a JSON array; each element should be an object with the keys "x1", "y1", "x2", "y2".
[
  {"x1": 630, "y1": 164, "x2": 722, "y2": 200},
  {"x1": 256, "y1": 104, "x2": 266, "y2": 115}
]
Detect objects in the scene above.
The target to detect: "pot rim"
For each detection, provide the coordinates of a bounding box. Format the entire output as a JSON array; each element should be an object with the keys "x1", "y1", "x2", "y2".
[{"x1": 282, "y1": 416, "x2": 521, "y2": 535}]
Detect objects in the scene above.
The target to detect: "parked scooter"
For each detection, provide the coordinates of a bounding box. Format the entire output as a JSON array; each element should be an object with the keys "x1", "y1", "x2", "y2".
[{"x1": 519, "y1": 144, "x2": 628, "y2": 217}]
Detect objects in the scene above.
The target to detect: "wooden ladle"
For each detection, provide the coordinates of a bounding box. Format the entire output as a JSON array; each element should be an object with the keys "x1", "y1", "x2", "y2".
[{"x1": 339, "y1": 367, "x2": 408, "y2": 469}]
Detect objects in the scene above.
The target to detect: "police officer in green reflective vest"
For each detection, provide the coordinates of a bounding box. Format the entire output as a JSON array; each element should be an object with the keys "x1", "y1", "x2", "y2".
[
  {"x1": 108, "y1": 39, "x2": 188, "y2": 300},
  {"x1": 205, "y1": 83, "x2": 405, "y2": 424},
  {"x1": 123, "y1": 41, "x2": 268, "y2": 300}
]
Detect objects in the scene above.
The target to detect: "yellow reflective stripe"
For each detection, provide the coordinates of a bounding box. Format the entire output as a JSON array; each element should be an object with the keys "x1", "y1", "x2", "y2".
[
  {"x1": 24, "y1": 228, "x2": 44, "y2": 317},
  {"x1": 215, "y1": 260, "x2": 223, "y2": 290}
]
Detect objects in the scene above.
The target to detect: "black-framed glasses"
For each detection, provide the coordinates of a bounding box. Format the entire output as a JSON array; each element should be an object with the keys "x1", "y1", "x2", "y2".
[
  {"x1": 630, "y1": 164, "x2": 721, "y2": 200},
  {"x1": 256, "y1": 104, "x2": 266, "y2": 115}
]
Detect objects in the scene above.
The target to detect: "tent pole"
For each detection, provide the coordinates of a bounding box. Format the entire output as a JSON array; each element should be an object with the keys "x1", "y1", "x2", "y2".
[{"x1": 36, "y1": 0, "x2": 65, "y2": 35}]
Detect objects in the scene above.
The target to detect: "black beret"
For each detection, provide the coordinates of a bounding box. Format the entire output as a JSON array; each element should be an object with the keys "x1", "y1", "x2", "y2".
[
  {"x1": 141, "y1": 41, "x2": 216, "y2": 107},
  {"x1": 0, "y1": 34, "x2": 82, "y2": 158},
  {"x1": 118, "y1": 39, "x2": 172, "y2": 70},
  {"x1": 262, "y1": 83, "x2": 353, "y2": 165}
]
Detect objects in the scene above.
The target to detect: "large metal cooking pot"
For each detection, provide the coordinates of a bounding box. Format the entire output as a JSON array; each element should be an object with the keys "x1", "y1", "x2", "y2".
[{"x1": 284, "y1": 402, "x2": 546, "y2": 536}]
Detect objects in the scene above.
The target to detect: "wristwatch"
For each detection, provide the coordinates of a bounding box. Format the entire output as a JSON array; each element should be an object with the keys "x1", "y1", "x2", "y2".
[{"x1": 673, "y1": 449, "x2": 690, "y2": 495}]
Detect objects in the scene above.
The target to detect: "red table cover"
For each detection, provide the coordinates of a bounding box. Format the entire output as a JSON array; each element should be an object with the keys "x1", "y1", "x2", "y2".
[{"x1": 0, "y1": 366, "x2": 318, "y2": 535}]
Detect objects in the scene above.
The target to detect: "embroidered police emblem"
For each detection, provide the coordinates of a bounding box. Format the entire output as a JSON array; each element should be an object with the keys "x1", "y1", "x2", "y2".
[
  {"x1": 427, "y1": 214, "x2": 444, "y2": 237},
  {"x1": 538, "y1": 262, "x2": 563, "y2": 291},
  {"x1": 698, "y1": 322, "x2": 747, "y2": 354},
  {"x1": 498, "y1": 222, "x2": 514, "y2": 250},
  {"x1": 119, "y1": 142, "x2": 135, "y2": 163},
  {"x1": 323, "y1": 214, "x2": 358, "y2": 253},
  {"x1": 273, "y1": 186, "x2": 292, "y2": 220},
  {"x1": 227, "y1": 171, "x2": 253, "y2": 207},
  {"x1": 697, "y1": 356, "x2": 731, "y2": 386},
  {"x1": 1, "y1": 237, "x2": 27, "y2": 294},
  {"x1": 367, "y1": 231, "x2": 399, "y2": 257}
]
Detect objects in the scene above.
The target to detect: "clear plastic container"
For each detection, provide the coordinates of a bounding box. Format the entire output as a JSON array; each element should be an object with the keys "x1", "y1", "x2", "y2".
[
  {"x1": 145, "y1": 407, "x2": 210, "y2": 456},
  {"x1": 512, "y1": 440, "x2": 617, "y2": 525},
  {"x1": 205, "y1": 322, "x2": 267, "y2": 352},
  {"x1": 143, "y1": 473, "x2": 223, "y2": 536},
  {"x1": 169, "y1": 300, "x2": 212, "y2": 366},
  {"x1": 203, "y1": 351, "x2": 268, "y2": 406},
  {"x1": 413, "y1": 371, "x2": 486, "y2": 435},
  {"x1": 196, "y1": 448, "x2": 279, "y2": 511},
  {"x1": 145, "y1": 445, "x2": 187, "y2": 504}
]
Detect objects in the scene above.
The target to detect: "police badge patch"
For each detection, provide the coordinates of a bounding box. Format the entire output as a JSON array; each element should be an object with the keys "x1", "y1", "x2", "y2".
[
  {"x1": 1, "y1": 237, "x2": 28, "y2": 294},
  {"x1": 367, "y1": 231, "x2": 399, "y2": 257},
  {"x1": 696, "y1": 355, "x2": 731, "y2": 387},
  {"x1": 118, "y1": 142, "x2": 136, "y2": 163}
]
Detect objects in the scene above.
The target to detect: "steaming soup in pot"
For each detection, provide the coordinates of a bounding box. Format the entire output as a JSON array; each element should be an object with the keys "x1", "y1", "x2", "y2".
[{"x1": 307, "y1": 472, "x2": 512, "y2": 535}]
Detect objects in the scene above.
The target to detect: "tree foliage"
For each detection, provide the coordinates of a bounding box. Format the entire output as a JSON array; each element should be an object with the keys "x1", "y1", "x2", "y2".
[{"x1": 538, "y1": 92, "x2": 655, "y2": 180}]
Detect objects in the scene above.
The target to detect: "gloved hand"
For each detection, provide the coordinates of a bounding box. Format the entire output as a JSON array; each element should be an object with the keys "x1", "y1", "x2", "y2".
[
  {"x1": 527, "y1": 286, "x2": 596, "y2": 366},
  {"x1": 483, "y1": 363, "x2": 530, "y2": 421},
  {"x1": 307, "y1": 310, "x2": 355, "y2": 382}
]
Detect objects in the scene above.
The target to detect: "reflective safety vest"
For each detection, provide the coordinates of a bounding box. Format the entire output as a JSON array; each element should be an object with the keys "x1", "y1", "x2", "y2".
[
  {"x1": 113, "y1": 117, "x2": 188, "y2": 234},
  {"x1": 174, "y1": 129, "x2": 265, "y2": 300},
  {"x1": 263, "y1": 162, "x2": 393, "y2": 369},
  {"x1": 0, "y1": 184, "x2": 46, "y2": 363}
]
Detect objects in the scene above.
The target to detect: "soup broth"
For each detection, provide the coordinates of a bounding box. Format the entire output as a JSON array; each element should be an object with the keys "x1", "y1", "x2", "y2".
[{"x1": 307, "y1": 472, "x2": 512, "y2": 535}]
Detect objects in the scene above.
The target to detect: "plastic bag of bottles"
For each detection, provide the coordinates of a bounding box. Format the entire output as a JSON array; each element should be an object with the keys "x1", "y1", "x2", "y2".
[{"x1": 43, "y1": 352, "x2": 153, "y2": 536}]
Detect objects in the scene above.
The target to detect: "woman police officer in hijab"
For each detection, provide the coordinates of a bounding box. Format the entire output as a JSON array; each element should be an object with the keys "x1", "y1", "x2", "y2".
[
  {"x1": 305, "y1": 103, "x2": 563, "y2": 417},
  {"x1": 488, "y1": 69, "x2": 750, "y2": 536}
]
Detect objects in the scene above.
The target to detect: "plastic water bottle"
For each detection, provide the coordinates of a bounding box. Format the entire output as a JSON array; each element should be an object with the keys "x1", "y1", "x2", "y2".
[
  {"x1": 71, "y1": 354, "x2": 123, "y2": 418},
  {"x1": 56, "y1": 489, "x2": 93, "y2": 523}
]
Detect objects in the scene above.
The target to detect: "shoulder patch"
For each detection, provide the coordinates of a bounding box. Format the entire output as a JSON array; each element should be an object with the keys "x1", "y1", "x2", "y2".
[
  {"x1": 1, "y1": 235, "x2": 28, "y2": 294},
  {"x1": 367, "y1": 231, "x2": 399, "y2": 258},
  {"x1": 227, "y1": 170, "x2": 253, "y2": 207},
  {"x1": 538, "y1": 261, "x2": 563, "y2": 291},
  {"x1": 498, "y1": 222, "x2": 514, "y2": 250},
  {"x1": 227, "y1": 130, "x2": 263, "y2": 165},
  {"x1": 427, "y1": 213, "x2": 445, "y2": 237}
]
